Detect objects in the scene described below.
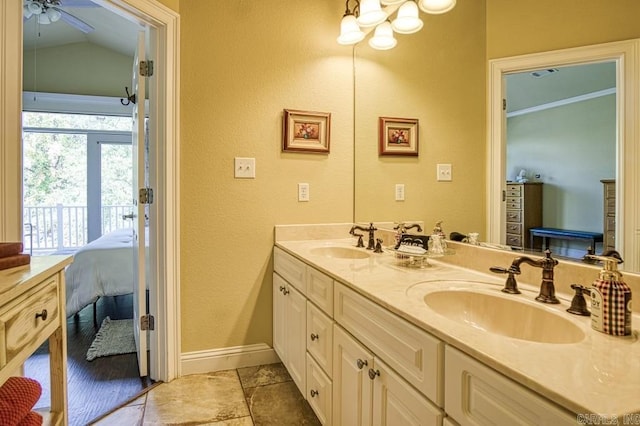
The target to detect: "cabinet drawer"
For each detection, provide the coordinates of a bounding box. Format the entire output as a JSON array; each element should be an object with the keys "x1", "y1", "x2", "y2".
[
  {"x1": 307, "y1": 267, "x2": 334, "y2": 316},
  {"x1": 307, "y1": 302, "x2": 333, "y2": 377},
  {"x1": 274, "y1": 247, "x2": 306, "y2": 294},
  {"x1": 505, "y1": 223, "x2": 521, "y2": 234},
  {"x1": 334, "y1": 283, "x2": 443, "y2": 406},
  {"x1": 506, "y1": 185, "x2": 521, "y2": 196},
  {"x1": 506, "y1": 199, "x2": 522, "y2": 210},
  {"x1": 0, "y1": 277, "x2": 59, "y2": 368},
  {"x1": 506, "y1": 234, "x2": 522, "y2": 247},
  {"x1": 445, "y1": 346, "x2": 575, "y2": 426},
  {"x1": 306, "y1": 353, "x2": 332, "y2": 425},
  {"x1": 506, "y1": 210, "x2": 521, "y2": 223}
]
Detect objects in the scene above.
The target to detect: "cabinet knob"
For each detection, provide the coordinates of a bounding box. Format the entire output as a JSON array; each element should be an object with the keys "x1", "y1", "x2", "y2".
[
  {"x1": 35, "y1": 309, "x2": 48, "y2": 321},
  {"x1": 368, "y1": 368, "x2": 380, "y2": 380},
  {"x1": 356, "y1": 359, "x2": 368, "y2": 369},
  {"x1": 279, "y1": 286, "x2": 285, "y2": 292},
  {"x1": 310, "y1": 333, "x2": 319, "y2": 341},
  {"x1": 282, "y1": 288, "x2": 290, "y2": 295},
  {"x1": 310, "y1": 389, "x2": 319, "y2": 398}
]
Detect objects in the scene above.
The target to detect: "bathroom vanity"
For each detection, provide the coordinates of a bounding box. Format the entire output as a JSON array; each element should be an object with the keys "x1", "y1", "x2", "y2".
[{"x1": 273, "y1": 224, "x2": 640, "y2": 426}]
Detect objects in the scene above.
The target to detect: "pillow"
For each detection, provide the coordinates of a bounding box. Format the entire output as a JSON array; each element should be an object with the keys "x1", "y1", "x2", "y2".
[
  {"x1": 17, "y1": 411, "x2": 43, "y2": 426},
  {"x1": 0, "y1": 377, "x2": 42, "y2": 426}
]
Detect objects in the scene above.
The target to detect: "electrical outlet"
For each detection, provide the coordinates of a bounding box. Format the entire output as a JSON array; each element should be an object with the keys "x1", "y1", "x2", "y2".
[
  {"x1": 298, "y1": 183, "x2": 310, "y2": 202},
  {"x1": 395, "y1": 184, "x2": 405, "y2": 201},
  {"x1": 437, "y1": 163, "x2": 452, "y2": 181},
  {"x1": 234, "y1": 157, "x2": 256, "y2": 178}
]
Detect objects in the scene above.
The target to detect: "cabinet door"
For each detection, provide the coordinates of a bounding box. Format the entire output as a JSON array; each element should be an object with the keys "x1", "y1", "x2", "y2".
[
  {"x1": 371, "y1": 358, "x2": 443, "y2": 426},
  {"x1": 273, "y1": 273, "x2": 287, "y2": 364},
  {"x1": 333, "y1": 325, "x2": 373, "y2": 426},
  {"x1": 286, "y1": 284, "x2": 307, "y2": 396},
  {"x1": 307, "y1": 302, "x2": 334, "y2": 376},
  {"x1": 307, "y1": 353, "x2": 333, "y2": 425}
]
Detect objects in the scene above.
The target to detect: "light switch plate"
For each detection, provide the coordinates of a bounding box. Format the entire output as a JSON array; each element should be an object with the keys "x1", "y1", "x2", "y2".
[
  {"x1": 437, "y1": 163, "x2": 452, "y2": 181},
  {"x1": 234, "y1": 157, "x2": 255, "y2": 178}
]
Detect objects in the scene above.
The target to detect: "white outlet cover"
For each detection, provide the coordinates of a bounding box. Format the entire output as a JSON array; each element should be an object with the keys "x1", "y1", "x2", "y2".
[{"x1": 437, "y1": 163, "x2": 452, "y2": 181}]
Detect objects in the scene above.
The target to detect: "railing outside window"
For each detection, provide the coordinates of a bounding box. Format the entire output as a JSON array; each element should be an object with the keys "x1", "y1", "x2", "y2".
[{"x1": 23, "y1": 204, "x2": 131, "y2": 254}]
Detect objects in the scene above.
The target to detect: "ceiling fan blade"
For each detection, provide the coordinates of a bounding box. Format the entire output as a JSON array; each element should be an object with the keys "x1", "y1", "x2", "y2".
[
  {"x1": 58, "y1": 0, "x2": 99, "y2": 7},
  {"x1": 56, "y1": 8, "x2": 94, "y2": 33}
]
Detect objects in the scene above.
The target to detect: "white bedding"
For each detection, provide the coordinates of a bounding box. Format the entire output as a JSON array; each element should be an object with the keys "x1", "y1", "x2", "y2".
[{"x1": 65, "y1": 228, "x2": 144, "y2": 317}]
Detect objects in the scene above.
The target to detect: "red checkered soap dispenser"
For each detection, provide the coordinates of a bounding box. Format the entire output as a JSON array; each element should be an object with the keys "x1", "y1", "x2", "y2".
[{"x1": 588, "y1": 254, "x2": 632, "y2": 336}]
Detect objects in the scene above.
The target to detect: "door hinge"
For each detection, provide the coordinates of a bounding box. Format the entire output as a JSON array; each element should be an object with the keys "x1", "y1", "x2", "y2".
[
  {"x1": 139, "y1": 187, "x2": 154, "y2": 204},
  {"x1": 502, "y1": 98, "x2": 507, "y2": 111},
  {"x1": 141, "y1": 314, "x2": 155, "y2": 331},
  {"x1": 140, "y1": 60, "x2": 154, "y2": 77}
]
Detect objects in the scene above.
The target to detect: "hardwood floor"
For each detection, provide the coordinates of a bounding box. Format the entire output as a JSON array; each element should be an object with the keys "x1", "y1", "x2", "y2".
[{"x1": 25, "y1": 295, "x2": 152, "y2": 426}]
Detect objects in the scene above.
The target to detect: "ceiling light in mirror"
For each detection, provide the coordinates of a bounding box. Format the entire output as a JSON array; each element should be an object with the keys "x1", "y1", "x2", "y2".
[
  {"x1": 369, "y1": 21, "x2": 397, "y2": 50},
  {"x1": 419, "y1": 0, "x2": 456, "y2": 14},
  {"x1": 357, "y1": 0, "x2": 388, "y2": 27},
  {"x1": 392, "y1": 1, "x2": 424, "y2": 34}
]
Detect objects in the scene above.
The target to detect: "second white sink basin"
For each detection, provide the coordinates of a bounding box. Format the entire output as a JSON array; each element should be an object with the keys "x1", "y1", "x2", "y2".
[
  {"x1": 425, "y1": 289, "x2": 585, "y2": 344},
  {"x1": 310, "y1": 246, "x2": 370, "y2": 259}
]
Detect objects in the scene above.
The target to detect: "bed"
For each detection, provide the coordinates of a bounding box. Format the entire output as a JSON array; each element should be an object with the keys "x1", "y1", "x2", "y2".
[{"x1": 64, "y1": 227, "x2": 147, "y2": 317}]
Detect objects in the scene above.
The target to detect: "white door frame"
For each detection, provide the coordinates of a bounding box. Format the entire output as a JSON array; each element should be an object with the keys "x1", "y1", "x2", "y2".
[
  {"x1": 0, "y1": 0, "x2": 181, "y2": 382},
  {"x1": 487, "y1": 39, "x2": 640, "y2": 272}
]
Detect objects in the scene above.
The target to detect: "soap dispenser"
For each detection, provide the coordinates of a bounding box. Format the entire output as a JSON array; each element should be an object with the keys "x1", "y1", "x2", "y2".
[{"x1": 586, "y1": 254, "x2": 632, "y2": 336}]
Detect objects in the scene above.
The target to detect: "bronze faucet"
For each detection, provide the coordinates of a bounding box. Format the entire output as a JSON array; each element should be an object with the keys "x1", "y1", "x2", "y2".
[
  {"x1": 394, "y1": 222, "x2": 423, "y2": 234},
  {"x1": 350, "y1": 223, "x2": 377, "y2": 250},
  {"x1": 510, "y1": 250, "x2": 559, "y2": 304}
]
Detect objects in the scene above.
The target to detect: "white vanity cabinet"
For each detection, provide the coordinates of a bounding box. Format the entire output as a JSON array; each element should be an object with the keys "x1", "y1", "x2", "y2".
[
  {"x1": 274, "y1": 247, "x2": 336, "y2": 424},
  {"x1": 445, "y1": 346, "x2": 575, "y2": 426}
]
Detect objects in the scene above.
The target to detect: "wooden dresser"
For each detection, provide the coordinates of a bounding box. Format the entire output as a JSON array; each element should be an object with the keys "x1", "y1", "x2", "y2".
[
  {"x1": 505, "y1": 182, "x2": 543, "y2": 249},
  {"x1": 0, "y1": 256, "x2": 72, "y2": 425},
  {"x1": 601, "y1": 179, "x2": 616, "y2": 251}
]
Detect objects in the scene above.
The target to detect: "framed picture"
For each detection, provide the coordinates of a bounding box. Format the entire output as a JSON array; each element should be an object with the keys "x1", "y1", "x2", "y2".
[
  {"x1": 378, "y1": 117, "x2": 419, "y2": 156},
  {"x1": 282, "y1": 109, "x2": 331, "y2": 154}
]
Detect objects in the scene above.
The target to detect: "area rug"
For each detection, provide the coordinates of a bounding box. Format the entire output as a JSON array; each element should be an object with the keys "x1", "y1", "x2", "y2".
[{"x1": 86, "y1": 316, "x2": 136, "y2": 361}]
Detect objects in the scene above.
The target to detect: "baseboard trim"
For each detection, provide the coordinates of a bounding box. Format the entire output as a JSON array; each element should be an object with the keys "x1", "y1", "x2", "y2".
[{"x1": 180, "y1": 343, "x2": 280, "y2": 376}]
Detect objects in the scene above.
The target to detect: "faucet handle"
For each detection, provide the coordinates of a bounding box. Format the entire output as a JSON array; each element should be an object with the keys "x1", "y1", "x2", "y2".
[
  {"x1": 490, "y1": 266, "x2": 521, "y2": 294},
  {"x1": 566, "y1": 284, "x2": 591, "y2": 316}
]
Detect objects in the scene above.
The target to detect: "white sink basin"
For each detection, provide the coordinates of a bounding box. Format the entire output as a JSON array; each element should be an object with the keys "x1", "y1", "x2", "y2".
[
  {"x1": 424, "y1": 289, "x2": 585, "y2": 344},
  {"x1": 310, "y1": 246, "x2": 370, "y2": 259}
]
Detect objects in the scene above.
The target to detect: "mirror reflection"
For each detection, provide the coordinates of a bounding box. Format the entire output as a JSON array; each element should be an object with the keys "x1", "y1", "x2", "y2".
[{"x1": 353, "y1": 2, "x2": 639, "y2": 272}]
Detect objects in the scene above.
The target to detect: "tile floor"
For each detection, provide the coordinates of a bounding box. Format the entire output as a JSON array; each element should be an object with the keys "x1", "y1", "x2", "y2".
[{"x1": 92, "y1": 363, "x2": 321, "y2": 425}]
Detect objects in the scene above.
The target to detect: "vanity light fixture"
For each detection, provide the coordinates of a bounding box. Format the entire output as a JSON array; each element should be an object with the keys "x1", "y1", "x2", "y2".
[
  {"x1": 357, "y1": 0, "x2": 388, "y2": 27},
  {"x1": 337, "y1": 0, "x2": 455, "y2": 50},
  {"x1": 369, "y1": 21, "x2": 397, "y2": 50}
]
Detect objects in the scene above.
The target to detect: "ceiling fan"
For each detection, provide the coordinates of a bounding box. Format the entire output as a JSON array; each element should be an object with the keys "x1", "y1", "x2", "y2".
[{"x1": 23, "y1": 0, "x2": 97, "y2": 34}]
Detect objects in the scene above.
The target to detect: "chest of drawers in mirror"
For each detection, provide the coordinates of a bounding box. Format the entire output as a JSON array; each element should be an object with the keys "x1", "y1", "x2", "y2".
[{"x1": 505, "y1": 182, "x2": 543, "y2": 249}]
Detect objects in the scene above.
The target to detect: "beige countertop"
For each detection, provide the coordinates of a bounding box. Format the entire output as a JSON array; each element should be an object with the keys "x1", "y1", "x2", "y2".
[{"x1": 275, "y1": 237, "x2": 640, "y2": 417}]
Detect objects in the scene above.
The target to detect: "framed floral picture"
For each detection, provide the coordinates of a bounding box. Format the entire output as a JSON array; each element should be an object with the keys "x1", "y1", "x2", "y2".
[
  {"x1": 378, "y1": 117, "x2": 419, "y2": 156},
  {"x1": 282, "y1": 109, "x2": 331, "y2": 154}
]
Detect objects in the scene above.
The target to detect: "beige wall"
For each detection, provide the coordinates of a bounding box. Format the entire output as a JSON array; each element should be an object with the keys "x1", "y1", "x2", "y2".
[
  {"x1": 23, "y1": 42, "x2": 131, "y2": 97},
  {"x1": 487, "y1": 0, "x2": 640, "y2": 58},
  {"x1": 180, "y1": 1, "x2": 354, "y2": 351}
]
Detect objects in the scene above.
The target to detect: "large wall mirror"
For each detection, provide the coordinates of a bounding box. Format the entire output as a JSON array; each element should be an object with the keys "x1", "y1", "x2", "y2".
[{"x1": 352, "y1": 1, "x2": 640, "y2": 273}]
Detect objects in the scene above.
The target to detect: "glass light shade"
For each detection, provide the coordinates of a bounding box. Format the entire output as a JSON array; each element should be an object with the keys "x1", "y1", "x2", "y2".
[
  {"x1": 46, "y1": 8, "x2": 61, "y2": 22},
  {"x1": 380, "y1": 0, "x2": 405, "y2": 4},
  {"x1": 369, "y1": 21, "x2": 397, "y2": 50},
  {"x1": 357, "y1": 0, "x2": 387, "y2": 27},
  {"x1": 418, "y1": 0, "x2": 456, "y2": 14},
  {"x1": 28, "y1": 2, "x2": 43, "y2": 14},
  {"x1": 337, "y1": 14, "x2": 365, "y2": 45},
  {"x1": 23, "y1": 5, "x2": 33, "y2": 19},
  {"x1": 391, "y1": 1, "x2": 423, "y2": 34},
  {"x1": 37, "y1": 13, "x2": 51, "y2": 24}
]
